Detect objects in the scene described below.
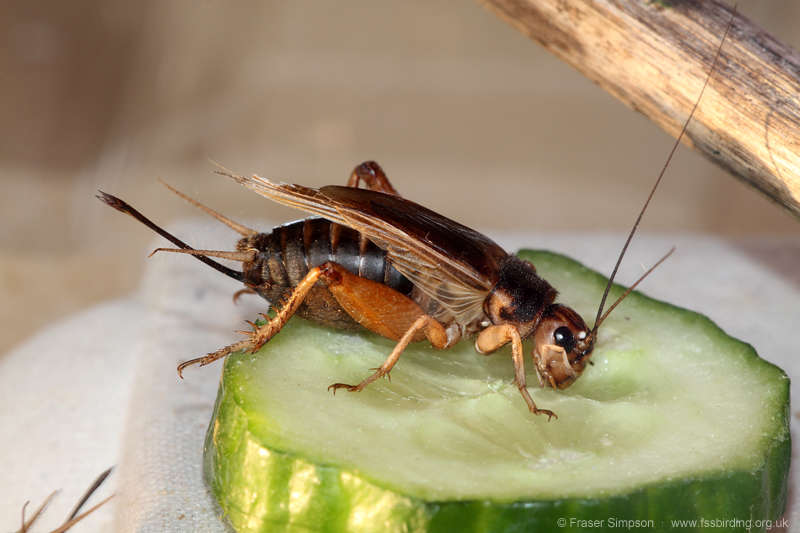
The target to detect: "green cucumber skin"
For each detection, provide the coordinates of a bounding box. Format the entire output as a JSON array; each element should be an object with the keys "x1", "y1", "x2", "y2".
[
  {"x1": 205, "y1": 381, "x2": 789, "y2": 533},
  {"x1": 203, "y1": 250, "x2": 790, "y2": 533}
]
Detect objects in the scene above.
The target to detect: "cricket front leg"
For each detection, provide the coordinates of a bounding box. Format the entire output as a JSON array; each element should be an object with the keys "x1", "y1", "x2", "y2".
[
  {"x1": 475, "y1": 324, "x2": 557, "y2": 420},
  {"x1": 177, "y1": 266, "x2": 327, "y2": 377}
]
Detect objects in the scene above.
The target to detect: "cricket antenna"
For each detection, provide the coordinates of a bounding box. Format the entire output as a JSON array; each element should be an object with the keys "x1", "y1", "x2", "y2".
[{"x1": 592, "y1": 7, "x2": 736, "y2": 333}]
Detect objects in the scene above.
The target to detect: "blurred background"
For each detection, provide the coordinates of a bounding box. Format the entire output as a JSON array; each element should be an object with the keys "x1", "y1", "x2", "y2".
[{"x1": 2, "y1": 0, "x2": 799, "y2": 358}]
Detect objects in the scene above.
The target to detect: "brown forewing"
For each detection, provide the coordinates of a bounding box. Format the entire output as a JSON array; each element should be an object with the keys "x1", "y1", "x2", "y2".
[{"x1": 225, "y1": 173, "x2": 509, "y2": 324}]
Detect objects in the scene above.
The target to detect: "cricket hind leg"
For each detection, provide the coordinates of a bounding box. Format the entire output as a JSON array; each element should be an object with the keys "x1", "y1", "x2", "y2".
[
  {"x1": 315, "y1": 262, "x2": 449, "y2": 393},
  {"x1": 177, "y1": 160, "x2": 406, "y2": 379},
  {"x1": 347, "y1": 161, "x2": 401, "y2": 196},
  {"x1": 328, "y1": 314, "x2": 448, "y2": 393},
  {"x1": 178, "y1": 264, "x2": 328, "y2": 377},
  {"x1": 177, "y1": 259, "x2": 448, "y2": 381}
]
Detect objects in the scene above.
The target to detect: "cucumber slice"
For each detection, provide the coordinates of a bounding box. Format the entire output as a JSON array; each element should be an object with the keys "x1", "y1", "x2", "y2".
[{"x1": 204, "y1": 250, "x2": 790, "y2": 532}]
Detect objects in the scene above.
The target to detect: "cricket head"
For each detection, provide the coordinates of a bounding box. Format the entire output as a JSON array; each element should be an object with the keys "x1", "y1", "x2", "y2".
[{"x1": 532, "y1": 304, "x2": 594, "y2": 390}]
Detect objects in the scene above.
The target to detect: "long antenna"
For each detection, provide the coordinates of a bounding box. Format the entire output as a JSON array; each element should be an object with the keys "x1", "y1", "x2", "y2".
[{"x1": 593, "y1": 8, "x2": 736, "y2": 331}]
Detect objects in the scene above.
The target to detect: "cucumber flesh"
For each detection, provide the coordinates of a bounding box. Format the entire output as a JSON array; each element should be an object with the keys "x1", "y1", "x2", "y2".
[{"x1": 204, "y1": 250, "x2": 790, "y2": 532}]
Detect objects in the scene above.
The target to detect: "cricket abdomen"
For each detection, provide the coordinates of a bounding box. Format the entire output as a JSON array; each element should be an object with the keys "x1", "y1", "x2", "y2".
[{"x1": 240, "y1": 218, "x2": 413, "y2": 329}]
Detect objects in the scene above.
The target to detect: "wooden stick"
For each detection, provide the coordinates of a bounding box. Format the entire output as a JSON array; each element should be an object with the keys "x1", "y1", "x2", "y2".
[{"x1": 475, "y1": 0, "x2": 800, "y2": 222}]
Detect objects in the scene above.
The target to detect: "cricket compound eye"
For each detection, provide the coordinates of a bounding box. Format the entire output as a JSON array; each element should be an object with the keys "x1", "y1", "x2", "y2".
[{"x1": 553, "y1": 326, "x2": 576, "y2": 355}]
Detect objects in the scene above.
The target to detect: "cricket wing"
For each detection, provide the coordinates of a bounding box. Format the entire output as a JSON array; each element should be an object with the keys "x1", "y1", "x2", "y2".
[{"x1": 224, "y1": 173, "x2": 508, "y2": 323}]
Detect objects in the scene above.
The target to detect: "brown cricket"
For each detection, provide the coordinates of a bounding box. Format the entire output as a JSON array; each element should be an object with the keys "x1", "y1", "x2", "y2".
[
  {"x1": 98, "y1": 16, "x2": 730, "y2": 420},
  {"x1": 98, "y1": 160, "x2": 665, "y2": 420}
]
